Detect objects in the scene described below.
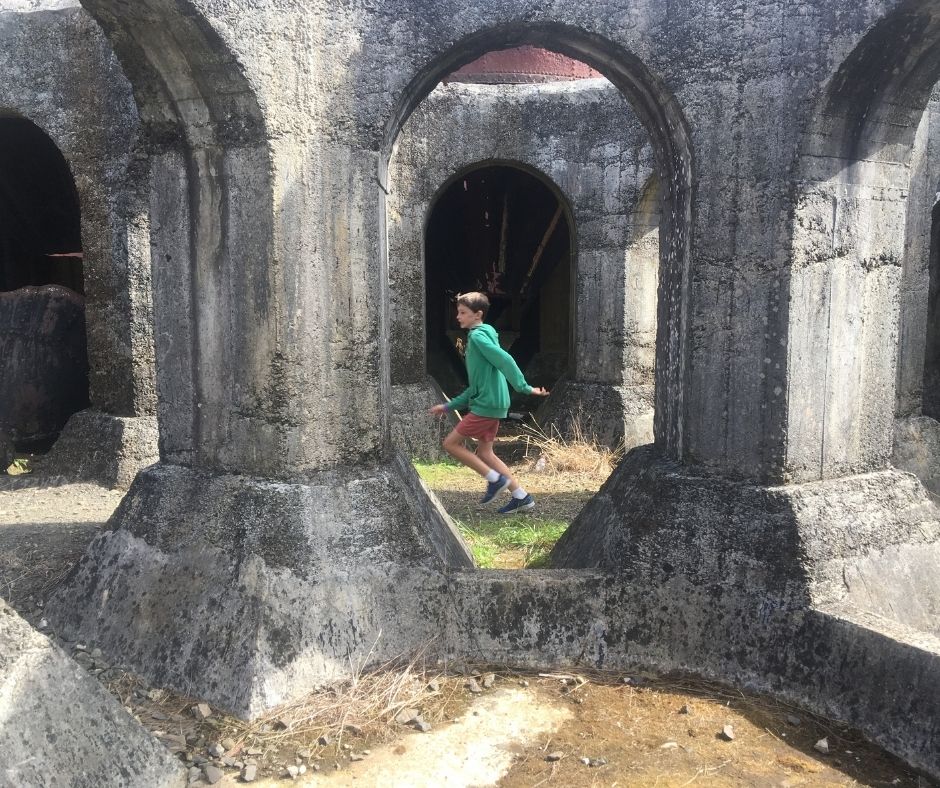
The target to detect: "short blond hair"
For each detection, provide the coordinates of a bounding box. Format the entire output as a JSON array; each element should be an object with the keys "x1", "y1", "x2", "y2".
[{"x1": 456, "y1": 291, "x2": 490, "y2": 318}]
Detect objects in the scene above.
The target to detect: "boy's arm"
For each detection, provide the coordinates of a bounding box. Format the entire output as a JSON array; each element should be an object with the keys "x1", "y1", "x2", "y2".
[
  {"x1": 472, "y1": 331, "x2": 533, "y2": 394},
  {"x1": 445, "y1": 387, "x2": 471, "y2": 412}
]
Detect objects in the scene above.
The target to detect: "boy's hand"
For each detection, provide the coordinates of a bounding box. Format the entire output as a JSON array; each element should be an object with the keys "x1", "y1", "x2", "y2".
[
  {"x1": 530, "y1": 387, "x2": 550, "y2": 397},
  {"x1": 428, "y1": 403, "x2": 447, "y2": 416}
]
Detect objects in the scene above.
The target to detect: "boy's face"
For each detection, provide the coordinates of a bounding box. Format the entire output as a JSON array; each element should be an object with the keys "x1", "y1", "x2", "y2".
[{"x1": 456, "y1": 303, "x2": 483, "y2": 329}]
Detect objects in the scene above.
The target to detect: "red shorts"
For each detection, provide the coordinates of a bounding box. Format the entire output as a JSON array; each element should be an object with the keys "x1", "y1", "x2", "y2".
[{"x1": 455, "y1": 413, "x2": 500, "y2": 443}]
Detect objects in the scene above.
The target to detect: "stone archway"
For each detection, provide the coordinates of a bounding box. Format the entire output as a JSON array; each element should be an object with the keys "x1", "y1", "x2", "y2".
[
  {"x1": 380, "y1": 22, "x2": 694, "y2": 462},
  {"x1": 387, "y1": 73, "x2": 661, "y2": 458}
]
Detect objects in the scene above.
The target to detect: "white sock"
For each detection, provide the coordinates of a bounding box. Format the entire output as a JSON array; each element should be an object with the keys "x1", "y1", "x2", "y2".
[
  {"x1": 484, "y1": 469, "x2": 500, "y2": 482},
  {"x1": 512, "y1": 487, "x2": 528, "y2": 499}
]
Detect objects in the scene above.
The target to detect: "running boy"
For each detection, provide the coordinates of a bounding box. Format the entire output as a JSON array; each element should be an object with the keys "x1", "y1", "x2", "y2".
[{"x1": 428, "y1": 292, "x2": 549, "y2": 514}]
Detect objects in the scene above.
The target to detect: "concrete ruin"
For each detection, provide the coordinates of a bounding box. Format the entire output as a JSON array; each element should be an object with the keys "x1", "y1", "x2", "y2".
[
  {"x1": 389, "y1": 78, "x2": 658, "y2": 457},
  {"x1": 0, "y1": 0, "x2": 157, "y2": 488},
  {"x1": 0, "y1": 0, "x2": 927, "y2": 781}
]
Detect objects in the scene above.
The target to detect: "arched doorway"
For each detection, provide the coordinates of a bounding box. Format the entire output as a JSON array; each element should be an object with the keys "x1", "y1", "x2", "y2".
[
  {"x1": 0, "y1": 116, "x2": 83, "y2": 293},
  {"x1": 0, "y1": 115, "x2": 88, "y2": 458},
  {"x1": 425, "y1": 163, "x2": 573, "y2": 403}
]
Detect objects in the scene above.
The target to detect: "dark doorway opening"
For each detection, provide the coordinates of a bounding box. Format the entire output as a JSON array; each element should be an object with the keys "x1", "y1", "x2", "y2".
[
  {"x1": 0, "y1": 117, "x2": 83, "y2": 294},
  {"x1": 0, "y1": 116, "x2": 87, "y2": 458},
  {"x1": 425, "y1": 164, "x2": 572, "y2": 405}
]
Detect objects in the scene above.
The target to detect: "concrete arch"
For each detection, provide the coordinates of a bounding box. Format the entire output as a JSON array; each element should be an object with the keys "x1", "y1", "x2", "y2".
[
  {"x1": 787, "y1": 1, "x2": 940, "y2": 482},
  {"x1": 76, "y1": 0, "x2": 277, "y2": 475},
  {"x1": 380, "y1": 22, "x2": 694, "y2": 461},
  {"x1": 422, "y1": 158, "x2": 577, "y2": 244}
]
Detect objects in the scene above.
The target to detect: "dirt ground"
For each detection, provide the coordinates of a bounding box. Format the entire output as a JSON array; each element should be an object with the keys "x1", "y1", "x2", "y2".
[{"x1": 0, "y1": 475, "x2": 935, "y2": 787}]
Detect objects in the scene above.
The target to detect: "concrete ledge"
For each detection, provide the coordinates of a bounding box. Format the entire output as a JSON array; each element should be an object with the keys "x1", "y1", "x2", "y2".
[
  {"x1": 444, "y1": 571, "x2": 940, "y2": 780},
  {"x1": 0, "y1": 598, "x2": 185, "y2": 788},
  {"x1": 35, "y1": 410, "x2": 159, "y2": 490}
]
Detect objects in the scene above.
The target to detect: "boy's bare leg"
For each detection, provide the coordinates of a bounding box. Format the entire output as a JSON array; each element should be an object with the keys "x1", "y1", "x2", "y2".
[
  {"x1": 476, "y1": 441, "x2": 520, "y2": 492},
  {"x1": 443, "y1": 429, "x2": 492, "y2": 477}
]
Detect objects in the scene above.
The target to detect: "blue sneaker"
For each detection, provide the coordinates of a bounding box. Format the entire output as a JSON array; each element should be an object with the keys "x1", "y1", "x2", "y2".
[
  {"x1": 498, "y1": 494, "x2": 535, "y2": 515},
  {"x1": 480, "y1": 474, "x2": 510, "y2": 504}
]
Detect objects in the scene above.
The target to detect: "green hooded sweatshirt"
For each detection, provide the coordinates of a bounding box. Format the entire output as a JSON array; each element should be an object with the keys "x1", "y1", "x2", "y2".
[{"x1": 446, "y1": 323, "x2": 533, "y2": 419}]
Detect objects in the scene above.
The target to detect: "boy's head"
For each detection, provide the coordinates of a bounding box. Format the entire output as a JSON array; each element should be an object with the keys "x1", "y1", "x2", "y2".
[{"x1": 455, "y1": 291, "x2": 489, "y2": 328}]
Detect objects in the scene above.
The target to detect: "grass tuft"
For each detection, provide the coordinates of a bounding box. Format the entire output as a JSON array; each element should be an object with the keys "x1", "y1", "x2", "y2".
[{"x1": 520, "y1": 414, "x2": 624, "y2": 477}]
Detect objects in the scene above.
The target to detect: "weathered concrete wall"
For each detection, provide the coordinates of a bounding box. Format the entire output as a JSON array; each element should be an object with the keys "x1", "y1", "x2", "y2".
[
  {"x1": 388, "y1": 80, "x2": 658, "y2": 453},
  {"x1": 0, "y1": 1, "x2": 157, "y2": 485},
  {"x1": 0, "y1": 597, "x2": 185, "y2": 788}
]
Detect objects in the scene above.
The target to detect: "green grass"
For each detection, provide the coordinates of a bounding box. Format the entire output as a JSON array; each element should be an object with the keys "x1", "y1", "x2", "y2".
[
  {"x1": 415, "y1": 458, "x2": 570, "y2": 568},
  {"x1": 457, "y1": 517, "x2": 568, "y2": 568},
  {"x1": 412, "y1": 458, "x2": 466, "y2": 486}
]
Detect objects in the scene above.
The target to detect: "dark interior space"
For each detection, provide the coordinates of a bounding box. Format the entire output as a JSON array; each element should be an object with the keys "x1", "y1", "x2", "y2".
[
  {"x1": 0, "y1": 117, "x2": 83, "y2": 294},
  {"x1": 923, "y1": 201, "x2": 940, "y2": 419},
  {"x1": 425, "y1": 165, "x2": 571, "y2": 402},
  {"x1": 0, "y1": 116, "x2": 88, "y2": 457}
]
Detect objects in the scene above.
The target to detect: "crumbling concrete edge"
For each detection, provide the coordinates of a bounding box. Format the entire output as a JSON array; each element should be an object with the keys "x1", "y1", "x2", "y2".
[{"x1": 0, "y1": 598, "x2": 186, "y2": 788}]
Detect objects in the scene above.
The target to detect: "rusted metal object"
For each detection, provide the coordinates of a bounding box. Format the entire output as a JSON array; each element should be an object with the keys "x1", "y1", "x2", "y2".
[
  {"x1": 0, "y1": 285, "x2": 89, "y2": 449},
  {"x1": 446, "y1": 46, "x2": 603, "y2": 84}
]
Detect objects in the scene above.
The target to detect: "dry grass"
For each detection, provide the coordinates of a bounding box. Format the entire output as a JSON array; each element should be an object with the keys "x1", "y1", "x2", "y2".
[
  {"x1": 518, "y1": 414, "x2": 624, "y2": 480},
  {"x1": 102, "y1": 643, "x2": 474, "y2": 778}
]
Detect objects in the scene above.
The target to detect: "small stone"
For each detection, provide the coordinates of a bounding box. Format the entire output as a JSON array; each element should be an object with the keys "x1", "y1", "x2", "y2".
[
  {"x1": 546, "y1": 751, "x2": 564, "y2": 761},
  {"x1": 395, "y1": 708, "x2": 420, "y2": 725},
  {"x1": 350, "y1": 752, "x2": 366, "y2": 762},
  {"x1": 296, "y1": 748, "x2": 311, "y2": 760},
  {"x1": 415, "y1": 719, "x2": 432, "y2": 733},
  {"x1": 222, "y1": 757, "x2": 236, "y2": 768},
  {"x1": 222, "y1": 738, "x2": 237, "y2": 751},
  {"x1": 207, "y1": 743, "x2": 225, "y2": 758},
  {"x1": 298, "y1": 764, "x2": 307, "y2": 775},
  {"x1": 90, "y1": 647, "x2": 103, "y2": 660},
  {"x1": 679, "y1": 704, "x2": 691, "y2": 715},
  {"x1": 187, "y1": 766, "x2": 201, "y2": 784},
  {"x1": 481, "y1": 673, "x2": 495, "y2": 689},
  {"x1": 814, "y1": 737, "x2": 830, "y2": 755},
  {"x1": 202, "y1": 764, "x2": 223, "y2": 784},
  {"x1": 721, "y1": 725, "x2": 735, "y2": 741},
  {"x1": 246, "y1": 747, "x2": 262, "y2": 757},
  {"x1": 587, "y1": 757, "x2": 608, "y2": 767},
  {"x1": 317, "y1": 735, "x2": 331, "y2": 747},
  {"x1": 74, "y1": 643, "x2": 87, "y2": 652},
  {"x1": 427, "y1": 680, "x2": 440, "y2": 692},
  {"x1": 312, "y1": 763, "x2": 320, "y2": 772},
  {"x1": 38, "y1": 618, "x2": 48, "y2": 629},
  {"x1": 192, "y1": 703, "x2": 212, "y2": 720},
  {"x1": 341, "y1": 744, "x2": 351, "y2": 751},
  {"x1": 519, "y1": 679, "x2": 530, "y2": 687},
  {"x1": 580, "y1": 757, "x2": 591, "y2": 766},
  {"x1": 465, "y1": 678, "x2": 483, "y2": 694},
  {"x1": 660, "y1": 741, "x2": 679, "y2": 749},
  {"x1": 241, "y1": 764, "x2": 257, "y2": 782},
  {"x1": 345, "y1": 723, "x2": 363, "y2": 736},
  {"x1": 284, "y1": 764, "x2": 300, "y2": 778},
  {"x1": 786, "y1": 715, "x2": 801, "y2": 727},
  {"x1": 471, "y1": 669, "x2": 481, "y2": 677},
  {"x1": 151, "y1": 711, "x2": 169, "y2": 721}
]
